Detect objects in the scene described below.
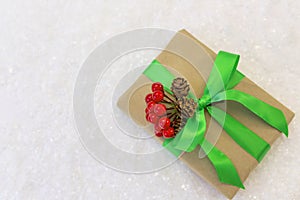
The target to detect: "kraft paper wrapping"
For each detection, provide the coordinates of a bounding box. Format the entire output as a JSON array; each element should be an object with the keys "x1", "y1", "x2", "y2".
[{"x1": 117, "y1": 30, "x2": 294, "y2": 199}]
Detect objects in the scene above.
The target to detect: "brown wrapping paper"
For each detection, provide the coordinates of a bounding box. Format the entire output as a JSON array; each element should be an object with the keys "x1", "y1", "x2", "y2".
[{"x1": 117, "y1": 30, "x2": 294, "y2": 199}]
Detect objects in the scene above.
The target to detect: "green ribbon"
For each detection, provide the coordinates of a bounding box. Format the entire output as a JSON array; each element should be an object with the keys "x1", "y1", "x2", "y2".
[{"x1": 143, "y1": 51, "x2": 288, "y2": 188}]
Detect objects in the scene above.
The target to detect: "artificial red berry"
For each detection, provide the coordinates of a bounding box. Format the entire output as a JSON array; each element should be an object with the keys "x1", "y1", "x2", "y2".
[
  {"x1": 145, "y1": 93, "x2": 153, "y2": 103},
  {"x1": 148, "y1": 113, "x2": 159, "y2": 124},
  {"x1": 152, "y1": 82, "x2": 164, "y2": 92},
  {"x1": 146, "y1": 102, "x2": 155, "y2": 114},
  {"x1": 152, "y1": 91, "x2": 164, "y2": 102},
  {"x1": 145, "y1": 113, "x2": 150, "y2": 122},
  {"x1": 147, "y1": 101, "x2": 156, "y2": 110},
  {"x1": 158, "y1": 117, "x2": 171, "y2": 129},
  {"x1": 145, "y1": 104, "x2": 155, "y2": 114},
  {"x1": 163, "y1": 127, "x2": 175, "y2": 138},
  {"x1": 153, "y1": 104, "x2": 166, "y2": 116},
  {"x1": 154, "y1": 130, "x2": 163, "y2": 137},
  {"x1": 154, "y1": 123, "x2": 162, "y2": 131}
]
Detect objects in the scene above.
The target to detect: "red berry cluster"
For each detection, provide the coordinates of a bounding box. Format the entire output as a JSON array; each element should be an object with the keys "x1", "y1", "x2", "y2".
[{"x1": 145, "y1": 82, "x2": 175, "y2": 138}]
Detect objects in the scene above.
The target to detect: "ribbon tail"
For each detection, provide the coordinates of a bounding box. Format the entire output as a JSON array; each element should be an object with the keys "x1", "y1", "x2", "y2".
[
  {"x1": 207, "y1": 106, "x2": 270, "y2": 162},
  {"x1": 212, "y1": 90, "x2": 289, "y2": 136},
  {"x1": 201, "y1": 139, "x2": 245, "y2": 189}
]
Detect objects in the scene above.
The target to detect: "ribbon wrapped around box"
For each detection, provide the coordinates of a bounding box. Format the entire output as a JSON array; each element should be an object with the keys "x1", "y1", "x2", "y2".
[{"x1": 117, "y1": 29, "x2": 294, "y2": 199}]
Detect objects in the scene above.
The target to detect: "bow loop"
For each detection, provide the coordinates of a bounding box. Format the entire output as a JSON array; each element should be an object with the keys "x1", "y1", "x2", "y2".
[{"x1": 203, "y1": 51, "x2": 240, "y2": 98}]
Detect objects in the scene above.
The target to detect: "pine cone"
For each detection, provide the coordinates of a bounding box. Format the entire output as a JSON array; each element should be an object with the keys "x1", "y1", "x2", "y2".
[
  {"x1": 178, "y1": 98, "x2": 198, "y2": 119},
  {"x1": 171, "y1": 77, "x2": 190, "y2": 99},
  {"x1": 170, "y1": 116, "x2": 186, "y2": 133},
  {"x1": 171, "y1": 97, "x2": 197, "y2": 134}
]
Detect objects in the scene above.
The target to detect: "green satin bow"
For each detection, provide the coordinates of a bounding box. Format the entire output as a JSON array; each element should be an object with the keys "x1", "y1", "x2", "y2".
[{"x1": 143, "y1": 51, "x2": 288, "y2": 188}]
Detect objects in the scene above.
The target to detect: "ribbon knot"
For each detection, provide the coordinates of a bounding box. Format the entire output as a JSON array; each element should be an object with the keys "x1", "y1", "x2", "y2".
[{"x1": 198, "y1": 95, "x2": 211, "y2": 110}]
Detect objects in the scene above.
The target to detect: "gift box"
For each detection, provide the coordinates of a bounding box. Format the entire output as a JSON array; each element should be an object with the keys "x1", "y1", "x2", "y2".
[{"x1": 117, "y1": 29, "x2": 294, "y2": 199}]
